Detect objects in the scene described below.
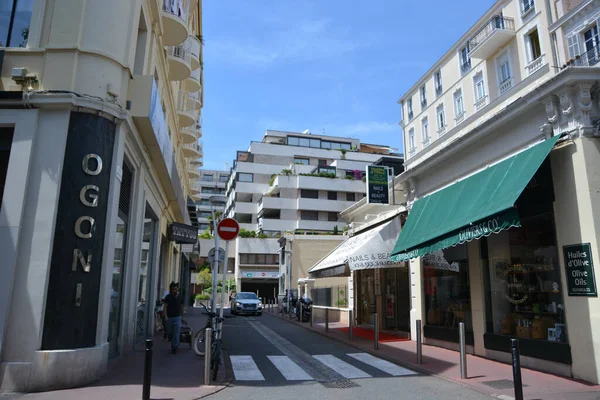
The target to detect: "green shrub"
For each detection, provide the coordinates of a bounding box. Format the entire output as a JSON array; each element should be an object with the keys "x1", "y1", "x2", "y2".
[{"x1": 195, "y1": 294, "x2": 210, "y2": 300}]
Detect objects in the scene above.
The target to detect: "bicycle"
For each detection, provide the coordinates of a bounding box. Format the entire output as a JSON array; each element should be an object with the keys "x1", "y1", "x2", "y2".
[{"x1": 193, "y1": 302, "x2": 234, "y2": 377}]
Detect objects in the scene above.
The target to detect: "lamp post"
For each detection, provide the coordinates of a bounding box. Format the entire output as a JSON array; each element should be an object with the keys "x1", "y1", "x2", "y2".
[{"x1": 209, "y1": 195, "x2": 226, "y2": 314}]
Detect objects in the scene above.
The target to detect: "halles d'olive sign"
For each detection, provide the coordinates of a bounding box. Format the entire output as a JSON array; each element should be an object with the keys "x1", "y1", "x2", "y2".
[
  {"x1": 366, "y1": 165, "x2": 389, "y2": 205},
  {"x1": 563, "y1": 242, "x2": 597, "y2": 297}
]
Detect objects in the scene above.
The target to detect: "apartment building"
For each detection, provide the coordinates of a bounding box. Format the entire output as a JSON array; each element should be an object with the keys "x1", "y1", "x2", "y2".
[
  {"x1": 224, "y1": 130, "x2": 404, "y2": 235},
  {"x1": 196, "y1": 169, "x2": 229, "y2": 231},
  {"x1": 0, "y1": 0, "x2": 204, "y2": 391},
  {"x1": 393, "y1": 0, "x2": 600, "y2": 383}
]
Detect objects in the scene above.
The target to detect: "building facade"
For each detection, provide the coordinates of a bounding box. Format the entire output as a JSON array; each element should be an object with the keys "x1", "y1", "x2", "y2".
[
  {"x1": 394, "y1": 0, "x2": 600, "y2": 384},
  {"x1": 224, "y1": 130, "x2": 403, "y2": 235},
  {"x1": 196, "y1": 169, "x2": 229, "y2": 232},
  {"x1": 0, "y1": 0, "x2": 203, "y2": 391}
]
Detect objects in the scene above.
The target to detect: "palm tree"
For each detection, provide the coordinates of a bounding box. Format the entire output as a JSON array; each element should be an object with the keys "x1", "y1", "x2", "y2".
[{"x1": 207, "y1": 211, "x2": 223, "y2": 234}]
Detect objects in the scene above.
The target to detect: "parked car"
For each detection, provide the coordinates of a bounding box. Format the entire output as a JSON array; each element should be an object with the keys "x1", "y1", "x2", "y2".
[{"x1": 231, "y1": 292, "x2": 263, "y2": 316}]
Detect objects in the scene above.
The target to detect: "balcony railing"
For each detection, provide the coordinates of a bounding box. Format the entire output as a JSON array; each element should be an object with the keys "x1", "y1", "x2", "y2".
[
  {"x1": 475, "y1": 95, "x2": 488, "y2": 111},
  {"x1": 568, "y1": 47, "x2": 600, "y2": 67},
  {"x1": 163, "y1": 0, "x2": 189, "y2": 24},
  {"x1": 167, "y1": 42, "x2": 191, "y2": 64},
  {"x1": 499, "y1": 77, "x2": 513, "y2": 95},
  {"x1": 525, "y1": 54, "x2": 546, "y2": 75},
  {"x1": 454, "y1": 111, "x2": 466, "y2": 125},
  {"x1": 470, "y1": 16, "x2": 515, "y2": 49},
  {"x1": 177, "y1": 90, "x2": 197, "y2": 115},
  {"x1": 435, "y1": 85, "x2": 443, "y2": 97},
  {"x1": 460, "y1": 60, "x2": 472, "y2": 75}
]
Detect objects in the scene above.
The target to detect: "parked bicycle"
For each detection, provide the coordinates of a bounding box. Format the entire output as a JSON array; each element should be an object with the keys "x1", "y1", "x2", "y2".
[{"x1": 193, "y1": 303, "x2": 234, "y2": 380}]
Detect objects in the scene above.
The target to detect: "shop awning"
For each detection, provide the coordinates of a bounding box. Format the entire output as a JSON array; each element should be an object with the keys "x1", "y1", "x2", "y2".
[
  {"x1": 390, "y1": 135, "x2": 560, "y2": 261},
  {"x1": 309, "y1": 217, "x2": 404, "y2": 278}
]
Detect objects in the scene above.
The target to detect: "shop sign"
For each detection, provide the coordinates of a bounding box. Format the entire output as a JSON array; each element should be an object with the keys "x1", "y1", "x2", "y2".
[
  {"x1": 243, "y1": 271, "x2": 279, "y2": 279},
  {"x1": 366, "y1": 165, "x2": 389, "y2": 205},
  {"x1": 168, "y1": 222, "x2": 198, "y2": 244},
  {"x1": 563, "y1": 243, "x2": 597, "y2": 297},
  {"x1": 310, "y1": 264, "x2": 349, "y2": 279}
]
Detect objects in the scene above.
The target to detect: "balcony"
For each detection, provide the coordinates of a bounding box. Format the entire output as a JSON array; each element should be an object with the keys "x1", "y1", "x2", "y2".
[
  {"x1": 180, "y1": 126, "x2": 197, "y2": 144},
  {"x1": 498, "y1": 77, "x2": 513, "y2": 95},
  {"x1": 297, "y1": 198, "x2": 356, "y2": 213},
  {"x1": 184, "y1": 67, "x2": 201, "y2": 93},
  {"x1": 190, "y1": 88, "x2": 202, "y2": 110},
  {"x1": 570, "y1": 47, "x2": 600, "y2": 67},
  {"x1": 475, "y1": 95, "x2": 489, "y2": 111},
  {"x1": 187, "y1": 161, "x2": 200, "y2": 178},
  {"x1": 190, "y1": 156, "x2": 203, "y2": 167},
  {"x1": 188, "y1": 35, "x2": 201, "y2": 70},
  {"x1": 182, "y1": 142, "x2": 201, "y2": 158},
  {"x1": 177, "y1": 90, "x2": 197, "y2": 128},
  {"x1": 469, "y1": 16, "x2": 515, "y2": 59},
  {"x1": 167, "y1": 43, "x2": 191, "y2": 81},
  {"x1": 190, "y1": 181, "x2": 201, "y2": 194},
  {"x1": 161, "y1": 0, "x2": 189, "y2": 46},
  {"x1": 259, "y1": 197, "x2": 297, "y2": 211},
  {"x1": 297, "y1": 220, "x2": 340, "y2": 232},
  {"x1": 525, "y1": 54, "x2": 546, "y2": 75}
]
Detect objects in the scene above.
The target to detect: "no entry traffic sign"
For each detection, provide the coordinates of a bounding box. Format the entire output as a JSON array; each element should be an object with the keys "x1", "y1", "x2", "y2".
[{"x1": 217, "y1": 218, "x2": 240, "y2": 241}]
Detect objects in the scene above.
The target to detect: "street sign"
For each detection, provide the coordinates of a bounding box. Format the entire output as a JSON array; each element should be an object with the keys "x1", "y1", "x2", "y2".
[
  {"x1": 217, "y1": 218, "x2": 240, "y2": 241},
  {"x1": 208, "y1": 247, "x2": 225, "y2": 266},
  {"x1": 366, "y1": 165, "x2": 390, "y2": 205}
]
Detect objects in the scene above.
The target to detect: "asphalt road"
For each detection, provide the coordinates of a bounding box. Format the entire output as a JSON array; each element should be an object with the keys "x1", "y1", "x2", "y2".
[{"x1": 214, "y1": 313, "x2": 492, "y2": 400}]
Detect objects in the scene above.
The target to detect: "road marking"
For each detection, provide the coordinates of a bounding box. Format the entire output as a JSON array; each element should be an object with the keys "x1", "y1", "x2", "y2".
[
  {"x1": 230, "y1": 355, "x2": 265, "y2": 381},
  {"x1": 268, "y1": 355, "x2": 314, "y2": 380},
  {"x1": 347, "y1": 353, "x2": 416, "y2": 376},
  {"x1": 312, "y1": 355, "x2": 372, "y2": 379}
]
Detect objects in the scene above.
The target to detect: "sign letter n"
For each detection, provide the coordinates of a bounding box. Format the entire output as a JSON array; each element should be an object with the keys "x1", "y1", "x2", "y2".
[{"x1": 72, "y1": 249, "x2": 92, "y2": 272}]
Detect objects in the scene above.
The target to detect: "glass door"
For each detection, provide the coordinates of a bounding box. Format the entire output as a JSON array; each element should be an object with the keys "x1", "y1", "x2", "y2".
[
  {"x1": 135, "y1": 206, "x2": 157, "y2": 344},
  {"x1": 108, "y1": 213, "x2": 127, "y2": 359}
]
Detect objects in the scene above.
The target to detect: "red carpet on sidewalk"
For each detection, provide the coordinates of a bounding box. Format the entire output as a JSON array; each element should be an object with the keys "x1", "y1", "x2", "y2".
[{"x1": 335, "y1": 326, "x2": 410, "y2": 342}]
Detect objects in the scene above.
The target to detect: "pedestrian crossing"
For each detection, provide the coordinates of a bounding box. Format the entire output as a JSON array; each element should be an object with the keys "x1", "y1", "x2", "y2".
[{"x1": 229, "y1": 353, "x2": 416, "y2": 382}]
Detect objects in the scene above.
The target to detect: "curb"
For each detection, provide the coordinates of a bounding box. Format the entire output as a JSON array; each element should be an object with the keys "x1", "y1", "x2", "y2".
[{"x1": 265, "y1": 311, "x2": 499, "y2": 399}]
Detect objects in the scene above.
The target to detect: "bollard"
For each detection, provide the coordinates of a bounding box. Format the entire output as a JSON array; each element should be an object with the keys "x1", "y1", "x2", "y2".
[
  {"x1": 325, "y1": 308, "x2": 329, "y2": 332},
  {"x1": 374, "y1": 314, "x2": 379, "y2": 350},
  {"x1": 348, "y1": 309, "x2": 353, "y2": 341},
  {"x1": 204, "y1": 328, "x2": 212, "y2": 385},
  {"x1": 416, "y1": 319, "x2": 422, "y2": 364},
  {"x1": 511, "y1": 339, "x2": 524, "y2": 400},
  {"x1": 459, "y1": 322, "x2": 467, "y2": 379},
  {"x1": 299, "y1": 303, "x2": 303, "y2": 323},
  {"x1": 142, "y1": 339, "x2": 153, "y2": 400},
  {"x1": 310, "y1": 307, "x2": 313, "y2": 327}
]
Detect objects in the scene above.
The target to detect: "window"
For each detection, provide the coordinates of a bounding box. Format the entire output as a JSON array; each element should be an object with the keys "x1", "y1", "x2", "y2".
[
  {"x1": 299, "y1": 137, "x2": 310, "y2": 147},
  {"x1": 317, "y1": 166, "x2": 336, "y2": 175},
  {"x1": 198, "y1": 211, "x2": 212, "y2": 218},
  {"x1": 473, "y1": 72, "x2": 487, "y2": 110},
  {"x1": 583, "y1": 25, "x2": 599, "y2": 57},
  {"x1": 310, "y1": 139, "x2": 320, "y2": 148},
  {"x1": 301, "y1": 210, "x2": 319, "y2": 220},
  {"x1": 201, "y1": 187, "x2": 215, "y2": 194},
  {"x1": 420, "y1": 85, "x2": 427, "y2": 108},
  {"x1": 300, "y1": 189, "x2": 319, "y2": 199},
  {"x1": 328, "y1": 212, "x2": 338, "y2": 222},
  {"x1": 133, "y1": 11, "x2": 148, "y2": 75},
  {"x1": 198, "y1": 223, "x2": 209, "y2": 231},
  {"x1": 219, "y1": 175, "x2": 229, "y2": 183},
  {"x1": 521, "y1": 0, "x2": 534, "y2": 15},
  {"x1": 238, "y1": 173, "x2": 253, "y2": 182},
  {"x1": 436, "y1": 105, "x2": 446, "y2": 134},
  {"x1": 496, "y1": 51, "x2": 512, "y2": 94},
  {"x1": 202, "y1": 174, "x2": 214, "y2": 182},
  {"x1": 199, "y1": 199, "x2": 211, "y2": 206},
  {"x1": 526, "y1": 29, "x2": 542, "y2": 62},
  {"x1": 408, "y1": 128, "x2": 416, "y2": 153},
  {"x1": 567, "y1": 34, "x2": 580, "y2": 59},
  {"x1": 407, "y1": 98, "x2": 414, "y2": 120},
  {"x1": 287, "y1": 136, "x2": 299, "y2": 146},
  {"x1": 421, "y1": 118, "x2": 429, "y2": 145},
  {"x1": 318, "y1": 159, "x2": 328, "y2": 166},
  {"x1": 294, "y1": 157, "x2": 310, "y2": 165},
  {"x1": 459, "y1": 44, "x2": 471, "y2": 74},
  {"x1": 0, "y1": 0, "x2": 34, "y2": 48},
  {"x1": 454, "y1": 90, "x2": 465, "y2": 121},
  {"x1": 434, "y1": 71, "x2": 443, "y2": 96},
  {"x1": 346, "y1": 192, "x2": 356, "y2": 201},
  {"x1": 327, "y1": 191, "x2": 337, "y2": 201}
]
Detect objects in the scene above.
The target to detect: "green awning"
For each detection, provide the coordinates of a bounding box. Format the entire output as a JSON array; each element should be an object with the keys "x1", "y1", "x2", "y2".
[{"x1": 390, "y1": 135, "x2": 560, "y2": 261}]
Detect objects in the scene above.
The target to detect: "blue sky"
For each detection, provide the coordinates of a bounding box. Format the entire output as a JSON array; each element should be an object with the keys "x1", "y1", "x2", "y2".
[{"x1": 201, "y1": 0, "x2": 494, "y2": 171}]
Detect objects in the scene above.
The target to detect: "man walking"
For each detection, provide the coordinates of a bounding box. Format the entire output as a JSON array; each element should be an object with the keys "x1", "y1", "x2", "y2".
[{"x1": 163, "y1": 282, "x2": 184, "y2": 354}]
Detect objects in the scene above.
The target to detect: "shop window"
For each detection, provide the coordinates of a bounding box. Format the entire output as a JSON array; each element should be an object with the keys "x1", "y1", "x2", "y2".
[{"x1": 423, "y1": 244, "x2": 472, "y2": 335}]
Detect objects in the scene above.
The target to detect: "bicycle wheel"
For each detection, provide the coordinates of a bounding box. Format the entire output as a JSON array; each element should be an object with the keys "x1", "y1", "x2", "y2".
[
  {"x1": 211, "y1": 341, "x2": 221, "y2": 381},
  {"x1": 193, "y1": 327, "x2": 207, "y2": 356}
]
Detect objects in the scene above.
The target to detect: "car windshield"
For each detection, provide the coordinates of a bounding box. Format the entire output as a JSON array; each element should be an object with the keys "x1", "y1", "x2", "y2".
[{"x1": 236, "y1": 293, "x2": 258, "y2": 300}]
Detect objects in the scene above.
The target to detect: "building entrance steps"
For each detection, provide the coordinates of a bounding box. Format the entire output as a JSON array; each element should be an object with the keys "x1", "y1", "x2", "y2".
[
  {"x1": 271, "y1": 312, "x2": 600, "y2": 400},
  {"x1": 8, "y1": 307, "x2": 229, "y2": 400}
]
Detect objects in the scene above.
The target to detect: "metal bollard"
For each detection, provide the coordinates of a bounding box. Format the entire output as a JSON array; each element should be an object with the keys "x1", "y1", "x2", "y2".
[
  {"x1": 416, "y1": 319, "x2": 422, "y2": 364},
  {"x1": 142, "y1": 339, "x2": 153, "y2": 400},
  {"x1": 299, "y1": 303, "x2": 303, "y2": 322},
  {"x1": 204, "y1": 328, "x2": 212, "y2": 385},
  {"x1": 374, "y1": 313, "x2": 379, "y2": 350},
  {"x1": 348, "y1": 309, "x2": 353, "y2": 341},
  {"x1": 459, "y1": 322, "x2": 467, "y2": 379},
  {"x1": 511, "y1": 339, "x2": 524, "y2": 400},
  {"x1": 310, "y1": 307, "x2": 313, "y2": 327},
  {"x1": 325, "y1": 308, "x2": 329, "y2": 332}
]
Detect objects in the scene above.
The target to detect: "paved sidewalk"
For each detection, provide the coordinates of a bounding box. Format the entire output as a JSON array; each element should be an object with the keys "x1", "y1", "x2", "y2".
[
  {"x1": 267, "y1": 308, "x2": 600, "y2": 400},
  {"x1": 3, "y1": 307, "x2": 229, "y2": 400}
]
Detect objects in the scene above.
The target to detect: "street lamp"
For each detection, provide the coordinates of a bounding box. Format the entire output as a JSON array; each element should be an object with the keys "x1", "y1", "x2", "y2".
[{"x1": 209, "y1": 195, "x2": 226, "y2": 314}]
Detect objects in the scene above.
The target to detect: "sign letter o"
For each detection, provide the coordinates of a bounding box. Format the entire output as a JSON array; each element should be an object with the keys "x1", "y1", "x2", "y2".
[
  {"x1": 82, "y1": 154, "x2": 103, "y2": 176},
  {"x1": 75, "y1": 216, "x2": 96, "y2": 239}
]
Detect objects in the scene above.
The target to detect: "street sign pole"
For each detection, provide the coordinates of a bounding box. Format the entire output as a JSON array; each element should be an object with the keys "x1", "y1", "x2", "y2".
[
  {"x1": 211, "y1": 212, "x2": 220, "y2": 314},
  {"x1": 219, "y1": 240, "x2": 230, "y2": 319}
]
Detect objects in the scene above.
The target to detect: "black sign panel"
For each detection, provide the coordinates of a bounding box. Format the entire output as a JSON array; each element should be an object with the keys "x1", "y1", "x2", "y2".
[
  {"x1": 366, "y1": 165, "x2": 389, "y2": 204},
  {"x1": 168, "y1": 222, "x2": 198, "y2": 244},
  {"x1": 309, "y1": 264, "x2": 350, "y2": 279},
  {"x1": 42, "y1": 112, "x2": 116, "y2": 350},
  {"x1": 563, "y1": 243, "x2": 598, "y2": 297}
]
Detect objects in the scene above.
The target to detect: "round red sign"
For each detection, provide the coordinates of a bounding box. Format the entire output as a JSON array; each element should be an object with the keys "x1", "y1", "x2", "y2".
[
  {"x1": 262, "y1": 272, "x2": 266, "y2": 276},
  {"x1": 217, "y1": 218, "x2": 240, "y2": 241}
]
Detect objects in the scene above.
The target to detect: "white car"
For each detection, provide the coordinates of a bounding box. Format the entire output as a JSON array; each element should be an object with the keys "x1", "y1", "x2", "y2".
[{"x1": 231, "y1": 292, "x2": 263, "y2": 316}]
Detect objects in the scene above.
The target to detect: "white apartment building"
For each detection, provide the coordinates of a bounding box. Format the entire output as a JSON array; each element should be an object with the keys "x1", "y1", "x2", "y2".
[
  {"x1": 224, "y1": 130, "x2": 404, "y2": 235},
  {"x1": 393, "y1": 0, "x2": 600, "y2": 384},
  {"x1": 196, "y1": 169, "x2": 229, "y2": 232},
  {"x1": 0, "y1": 0, "x2": 204, "y2": 391}
]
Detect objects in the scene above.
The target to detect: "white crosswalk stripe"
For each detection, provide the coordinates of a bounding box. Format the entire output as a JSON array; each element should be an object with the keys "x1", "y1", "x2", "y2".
[
  {"x1": 348, "y1": 353, "x2": 416, "y2": 376},
  {"x1": 230, "y1": 355, "x2": 265, "y2": 381},
  {"x1": 267, "y1": 355, "x2": 314, "y2": 380},
  {"x1": 313, "y1": 354, "x2": 372, "y2": 379}
]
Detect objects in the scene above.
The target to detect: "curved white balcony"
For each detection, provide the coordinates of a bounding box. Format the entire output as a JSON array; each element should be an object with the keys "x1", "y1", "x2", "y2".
[
  {"x1": 177, "y1": 90, "x2": 197, "y2": 128},
  {"x1": 161, "y1": 0, "x2": 189, "y2": 46},
  {"x1": 190, "y1": 181, "x2": 201, "y2": 194},
  {"x1": 184, "y1": 67, "x2": 201, "y2": 93},
  {"x1": 190, "y1": 88, "x2": 202, "y2": 110},
  {"x1": 187, "y1": 161, "x2": 201, "y2": 178},
  {"x1": 183, "y1": 142, "x2": 201, "y2": 158},
  {"x1": 167, "y1": 43, "x2": 191, "y2": 81},
  {"x1": 180, "y1": 126, "x2": 197, "y2": 144},
  {"x1": 188, "y1": 35, "x2": 201, "y2": 70},
  {"x1": 190, "y1": 156, "x2": 203, "y2": 167}
]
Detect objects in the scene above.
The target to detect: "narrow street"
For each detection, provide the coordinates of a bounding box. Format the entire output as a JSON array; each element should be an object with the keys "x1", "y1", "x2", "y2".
[{"x1": 215, "y1": 313, "x2": 491, "y2": 399}]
